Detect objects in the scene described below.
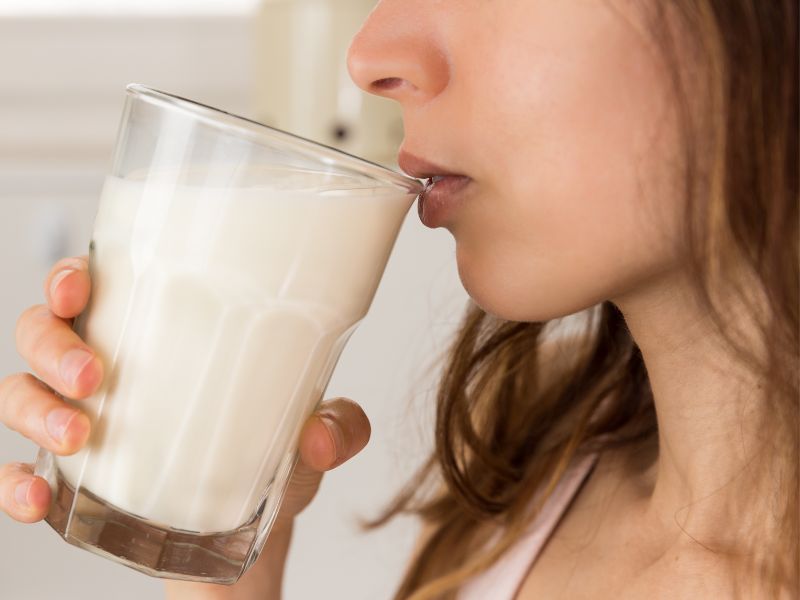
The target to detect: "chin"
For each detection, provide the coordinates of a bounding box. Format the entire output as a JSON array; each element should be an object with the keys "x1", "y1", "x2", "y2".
[
  {"x1": 455, "y1": 248, "x2": 546, "y2": 323},
  {"x1": 454, "y1": 242, "x2": 602, "y2": 324}
]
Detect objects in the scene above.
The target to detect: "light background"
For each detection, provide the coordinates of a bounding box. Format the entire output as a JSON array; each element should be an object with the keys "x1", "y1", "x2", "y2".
[{"x1": 0, "y1": 9, "x2": 469, "y2": 600}]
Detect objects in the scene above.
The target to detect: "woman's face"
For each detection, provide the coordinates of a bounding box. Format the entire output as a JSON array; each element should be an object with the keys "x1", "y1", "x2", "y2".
[{"x1": 347, "y1": 1, "x2": 690, "y2": 322}]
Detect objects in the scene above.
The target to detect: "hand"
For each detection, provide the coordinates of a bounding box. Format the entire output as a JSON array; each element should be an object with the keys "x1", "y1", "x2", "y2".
[
  {"x1": 0, "y1": 255, "x2": 371, "y2": 598},
  {"x1": 1, "y1": 254, "x2": 98, "y2": 521}
]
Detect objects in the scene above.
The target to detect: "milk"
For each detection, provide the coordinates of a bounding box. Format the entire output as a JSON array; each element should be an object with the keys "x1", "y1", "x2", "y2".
[{"x1": 55, "y1": 171, "x2": 412, "y2": 533}]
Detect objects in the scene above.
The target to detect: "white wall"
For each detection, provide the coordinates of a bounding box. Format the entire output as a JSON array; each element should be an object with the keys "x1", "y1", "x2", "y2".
[{"x1": 0, "y1": 14, "x2": 468, "y2": 600}]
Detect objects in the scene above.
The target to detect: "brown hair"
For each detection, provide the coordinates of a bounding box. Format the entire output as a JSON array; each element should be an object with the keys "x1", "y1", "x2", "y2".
[{"x1": 360, "y1": 1, "x2": 798, "y2": 598}]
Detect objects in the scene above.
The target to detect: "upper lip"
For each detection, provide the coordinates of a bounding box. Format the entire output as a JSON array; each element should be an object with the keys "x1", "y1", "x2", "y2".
[{"x1": 397, "y1": 149, "x2": 467, "y2": 180}]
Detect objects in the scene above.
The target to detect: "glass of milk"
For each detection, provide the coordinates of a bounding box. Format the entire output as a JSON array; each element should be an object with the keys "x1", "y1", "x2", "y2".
[{"x1": 33, "y1": 84, "x2": 423, "y2": 584}]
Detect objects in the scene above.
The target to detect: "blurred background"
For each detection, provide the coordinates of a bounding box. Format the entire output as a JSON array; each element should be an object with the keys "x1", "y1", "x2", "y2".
[{"x1": 0, "y1": 1, "x2": 468, "y2": 598}]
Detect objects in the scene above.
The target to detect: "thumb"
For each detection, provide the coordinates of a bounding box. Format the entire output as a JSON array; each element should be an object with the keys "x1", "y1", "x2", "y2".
[
  {"x1": 299, "y1": 397, "x2": 371, "y2": 472},
  {"x1": 274, "y1": 398, "x2": 371, "y2": 525}
]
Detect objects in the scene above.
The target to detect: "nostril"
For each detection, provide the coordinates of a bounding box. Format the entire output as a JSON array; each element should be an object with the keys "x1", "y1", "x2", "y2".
[{"x1": 371, "y1": 77, "x2": 403, "y2": 92}]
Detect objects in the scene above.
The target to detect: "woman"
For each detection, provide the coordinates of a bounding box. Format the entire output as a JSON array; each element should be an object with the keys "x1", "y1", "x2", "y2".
[{"x1": 1, "y1": 1, "x2": 796, "y2": 598}]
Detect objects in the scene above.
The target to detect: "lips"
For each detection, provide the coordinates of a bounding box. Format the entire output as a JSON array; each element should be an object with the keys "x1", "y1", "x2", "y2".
[{"x1": 397, "y1": 149, "x2": 472, "y2": 228}]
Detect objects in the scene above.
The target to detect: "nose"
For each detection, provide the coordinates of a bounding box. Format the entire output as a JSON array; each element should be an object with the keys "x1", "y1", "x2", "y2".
[{"x1": 346, "y1": 1, "x2": 450, "y2": 104}]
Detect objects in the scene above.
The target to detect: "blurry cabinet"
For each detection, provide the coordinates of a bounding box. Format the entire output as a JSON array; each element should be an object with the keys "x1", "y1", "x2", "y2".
[{"x1": 255, "y1": 0, "x2": 404, "y2": 165}]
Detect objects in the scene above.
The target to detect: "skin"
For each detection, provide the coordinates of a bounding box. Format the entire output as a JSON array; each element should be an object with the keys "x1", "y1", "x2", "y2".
[
  {"x1": 349, "y1": 1, "x2": 774, "y2": 598},
  {"x1": 0, "y1": 1, "x2": 780, "y2": 598}
]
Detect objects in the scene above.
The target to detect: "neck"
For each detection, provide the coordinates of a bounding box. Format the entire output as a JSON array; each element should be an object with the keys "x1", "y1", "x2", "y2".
[{"x1": 611, "y1": 267, "x2": 773, "y2": 552}]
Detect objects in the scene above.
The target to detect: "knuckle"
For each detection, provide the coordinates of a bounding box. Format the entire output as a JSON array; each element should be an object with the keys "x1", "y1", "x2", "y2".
[
  {"x1": 0, "y1": 372, "x2": 27, "y2": 393},
  {"x1": 27, "y1": 319, "x2": 60, "y2": 366},
  {"x1": 0, "y1": 372, "x2": 27, "y2": 404},
  {"x1": 0, "y1": 461, "x2": 30, "y2": 480},
  {"x1": 15, "y1": 305, "x2": 51, "y2": 354},
  {"x1": 0, "y1": 373, "x2": 35, "y2": 431},
  {"x1": 291, "y1": 461, "x2": 324, "y2": 488},
  {"x1": 14, "y1": 305, "x2": 40, "y2": 346}
]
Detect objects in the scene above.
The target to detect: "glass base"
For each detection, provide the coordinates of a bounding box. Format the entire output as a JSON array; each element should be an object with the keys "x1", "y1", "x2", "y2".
[{"x1": 37, "y1": 454, "x2": 268, "y2": 585}]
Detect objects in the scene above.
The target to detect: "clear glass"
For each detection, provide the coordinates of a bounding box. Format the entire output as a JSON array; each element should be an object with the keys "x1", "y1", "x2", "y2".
[{"x1": 33, "y1": 83, "x2": 423, "y2": 584}]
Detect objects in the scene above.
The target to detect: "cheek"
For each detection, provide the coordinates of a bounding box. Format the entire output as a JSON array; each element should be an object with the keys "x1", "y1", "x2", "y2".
[
  {"x1": 456, "y1": 149, "x2": 684, "y2": 322},
  {"x1": 456, "y1": 142, "x2": 684, "y2": 323},
  {"x1": 455, "y1": 196, "x2": 673, "y2": 322},
  {"x1": 451, "y1": 2, "x2": 685, "y2": 321}
]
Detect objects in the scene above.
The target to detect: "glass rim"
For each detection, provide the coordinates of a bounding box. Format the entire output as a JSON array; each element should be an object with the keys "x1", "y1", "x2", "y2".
[{"x1": 126, "y1": 83, "x2": 424, "y2": 195}]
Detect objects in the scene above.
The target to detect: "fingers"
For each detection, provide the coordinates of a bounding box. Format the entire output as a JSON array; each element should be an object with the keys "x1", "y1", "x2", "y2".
[
  {"x1": 0, "y1": 462, "x2": 51, "y2": 523},
  {"x1": 299, "y1": 398, "x2": 371, "y2": 472},
  {"x1": 15, "y1": 304, "x2": 103, "y2": 400},
  {"x1": 43, "y1": 255, "x2": 91, "y2": 320},
  {"x1": 0, "y1": 373, "x2": 91, "y2": 455},
  {"x1": 272, "y1": 398, "x2": 371, "y2": 529},
  {"x1": 1, "y1": 255, "x2": 92, "y2": 525}
]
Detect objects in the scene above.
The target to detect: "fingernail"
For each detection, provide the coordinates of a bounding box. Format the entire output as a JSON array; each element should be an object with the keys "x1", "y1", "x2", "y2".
[
  {"x1": 59, "y1": 348, "x2": 94, "y2": 389},
  {"x1": 46, "y1": 407, "x2": 78, "y2": 443},
  {"x1": 14, "y1": 481, "x2": 30, "y2": 507},
  {"x1": 50, "y1": 268, "x2": 76, "y2": 299},
  {"x1": 319, "y1": 415, "x2": 346, "y2": 461}
]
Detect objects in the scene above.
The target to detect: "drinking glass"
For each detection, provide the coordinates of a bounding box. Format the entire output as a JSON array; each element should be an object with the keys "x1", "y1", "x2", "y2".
[{"x1": 33, "y1": 84, "x2": 422, "y2": 584}]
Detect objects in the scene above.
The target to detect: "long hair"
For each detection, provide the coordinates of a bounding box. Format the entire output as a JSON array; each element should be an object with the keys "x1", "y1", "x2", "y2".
[{"x1": 360, "y1": 1, "x2": 798, "y2": 598}]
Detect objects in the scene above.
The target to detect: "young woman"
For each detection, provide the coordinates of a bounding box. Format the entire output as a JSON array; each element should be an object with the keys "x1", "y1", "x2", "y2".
[{"x1": 1, "y1": 1, "x2": 796, "y2": 598}]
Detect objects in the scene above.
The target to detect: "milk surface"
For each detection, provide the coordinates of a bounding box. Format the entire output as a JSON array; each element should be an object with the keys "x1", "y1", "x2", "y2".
[{"x1": 55, "y1": 171, "x2": 412, "y2": 532}]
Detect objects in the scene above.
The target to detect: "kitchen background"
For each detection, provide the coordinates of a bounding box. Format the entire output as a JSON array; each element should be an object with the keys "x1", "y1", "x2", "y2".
[{"x1": 0, "y1": 1, "x2": 468, "y2": 598}]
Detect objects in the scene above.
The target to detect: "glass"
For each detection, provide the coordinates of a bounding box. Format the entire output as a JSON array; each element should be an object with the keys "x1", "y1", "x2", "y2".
[{"x1": 33, "y1": 83, "x2": 422, "y2": 584}]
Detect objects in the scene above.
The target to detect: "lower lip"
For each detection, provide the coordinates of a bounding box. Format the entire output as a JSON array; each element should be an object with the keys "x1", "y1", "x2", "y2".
[{"x1": 417, "y1": 176, "x2": 471, "y2": 228}]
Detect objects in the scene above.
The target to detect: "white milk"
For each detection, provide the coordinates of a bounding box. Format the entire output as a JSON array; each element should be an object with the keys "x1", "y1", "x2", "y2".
[{"x1": 55, "y1": 171, "x2": 412, "y2": 532}]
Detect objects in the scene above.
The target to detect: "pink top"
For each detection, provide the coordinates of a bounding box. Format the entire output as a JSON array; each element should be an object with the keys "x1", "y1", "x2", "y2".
[{"x1": 457, "y1": 451, "x2": 599, "y2": 600}]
